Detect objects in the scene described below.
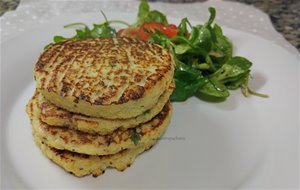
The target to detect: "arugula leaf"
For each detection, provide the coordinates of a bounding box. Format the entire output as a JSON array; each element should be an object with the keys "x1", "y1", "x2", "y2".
[
  {"x1": 53, "y1": 36, "x2": 67, "y2": 43},
  {"x1": 191, "y1": 26, "x2": 212, "y2": 53},
  {"x1": 205, "y1": 7, "x2": 216, "y2": 27},
  {"x1": 241, "y1": 74, "x2": 269, "y2": 98},
  {"x1": 138, "y1": 0, "x2": 150, "y2": 22},
  {"x1": 197, "y1": 79, "x2": 229, "y2": 99},
  {"x1": 144, "y1": 10, "x2": 168, "y2": 25},
  {"x1": 170, "y1": 55, "x2": 209, "y2": 101},
  {"x1": 171, "y1": 69, "x2": 208, "y2": 101},
  {"x1": 45, "y1": 21, "x2": 117, "y2": 49},
  {"x1": 213, "y1": 23, "x2": 223, "y2": 35},
  {"x1": 226, "y1": 72, "x2": 249, "y2": 90},
  {"x1": 200, "y1": 56, "x2": 252, "y2": 99},
  {"x1": 90, "y1": 23, "x2": 117, "y2": 38},
  {"x1": 210, "y1": 56, "x2": 252, "y2": 83},
  {"x1": 174, "y1": 43, "x2": 191, "y2": 55},
  {"x1": 135, "y1": 0, "x2": 168, "y2": 25},
  {"x1": 177, "y1": 17, "x2": 190, "y2": 37},
  {"x1": 210, "y1": 24, "x2": 233, "y2": 65}
]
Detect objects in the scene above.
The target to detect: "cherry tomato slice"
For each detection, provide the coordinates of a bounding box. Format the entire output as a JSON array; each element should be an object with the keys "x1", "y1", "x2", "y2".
[
  {"x1": 119, "y1": 22, "x2": 179, "y2": 41},
  {"x1": 161, "y1": 24, "x2": 178, "y2": 38},
  {"x1": 139, "y1": 22, "x2": 178, "y2": 41}
]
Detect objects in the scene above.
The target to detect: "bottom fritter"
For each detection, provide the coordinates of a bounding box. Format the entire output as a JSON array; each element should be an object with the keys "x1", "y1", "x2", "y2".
[{"x1": 34, "y1": 134, "x2": 155, "y2": 177}]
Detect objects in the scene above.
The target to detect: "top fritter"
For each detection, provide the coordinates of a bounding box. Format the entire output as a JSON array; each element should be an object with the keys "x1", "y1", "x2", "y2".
[{"x1": 34, "y1": 37, "x2": 174, "y2": 119}]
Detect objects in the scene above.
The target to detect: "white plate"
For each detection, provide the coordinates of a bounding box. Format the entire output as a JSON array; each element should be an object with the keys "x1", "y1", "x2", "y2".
[{"x1": 1, "y1": 12, "x2": 299, "y2": 189}]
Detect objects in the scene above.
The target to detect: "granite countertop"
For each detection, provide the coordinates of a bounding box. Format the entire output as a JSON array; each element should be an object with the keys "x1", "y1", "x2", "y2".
[{"x1": 1, "y1": 0, "x2": 299, "y2": 51}]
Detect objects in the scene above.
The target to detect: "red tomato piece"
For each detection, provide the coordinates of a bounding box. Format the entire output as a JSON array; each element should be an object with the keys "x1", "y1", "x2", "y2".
[
  {"x1": 161, "y1": 24, "x2": 178, "y2": 38},
  {"x1": 139, "y1": 22, "x2": 178, "y2": 41},
  {"x1": 118, "y1": 22, "x2": 179, "y2": 41},
  {"x1": 138, "y1": 22, "x2": 163, "y2": 41}
]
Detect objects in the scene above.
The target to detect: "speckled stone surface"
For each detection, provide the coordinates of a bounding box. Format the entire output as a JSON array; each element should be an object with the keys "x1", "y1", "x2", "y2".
[
  {"x1": 1, "y1": 0, "x2": 299, "y2": 51},
  {"x1": 0, "y1": 0, "x2": 20, "y2": 16},
  {"x1": 227, "y1": 0, "x2": 300, "y2": 51}
]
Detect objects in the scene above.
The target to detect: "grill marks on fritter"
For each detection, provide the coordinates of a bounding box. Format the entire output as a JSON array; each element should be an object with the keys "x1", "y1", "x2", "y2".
[
  {"x1": 61, "y1": 45, "x2": 103, "y2": 101},
  {"x1": 35, "y1": 37, "x2": 173, "y2": 105},
  {"x1": 60, "y1": 47, "x2": 93, "y2": 98},
  {"x1": 42, "y1": 44, "x2": 74, "y2": 93}
]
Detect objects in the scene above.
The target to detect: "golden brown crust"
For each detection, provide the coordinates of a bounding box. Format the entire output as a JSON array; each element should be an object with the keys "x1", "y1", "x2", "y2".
[
  {"x1": 26, "y1": 94, "x2": 172, "y2": 156},
  {"x1": 34, "y1": 37, "x2": 174, "y2": 118},
  {"x1": 34, "y1": 82, "x2": 174, "y2": 135},
  {"x1": 34, "y1": 134, "x2": 157, "y2": 177}
]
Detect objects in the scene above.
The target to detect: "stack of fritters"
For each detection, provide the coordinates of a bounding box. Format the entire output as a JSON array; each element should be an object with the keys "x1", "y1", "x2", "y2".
[{"x1": 26, "y1": 37, "x2": 175, "y2": 177}]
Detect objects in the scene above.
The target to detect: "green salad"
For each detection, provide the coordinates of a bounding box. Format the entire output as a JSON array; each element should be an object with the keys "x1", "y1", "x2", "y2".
[{"x1": 46, "y1": 0, "x2": 267, "y2": 102}]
